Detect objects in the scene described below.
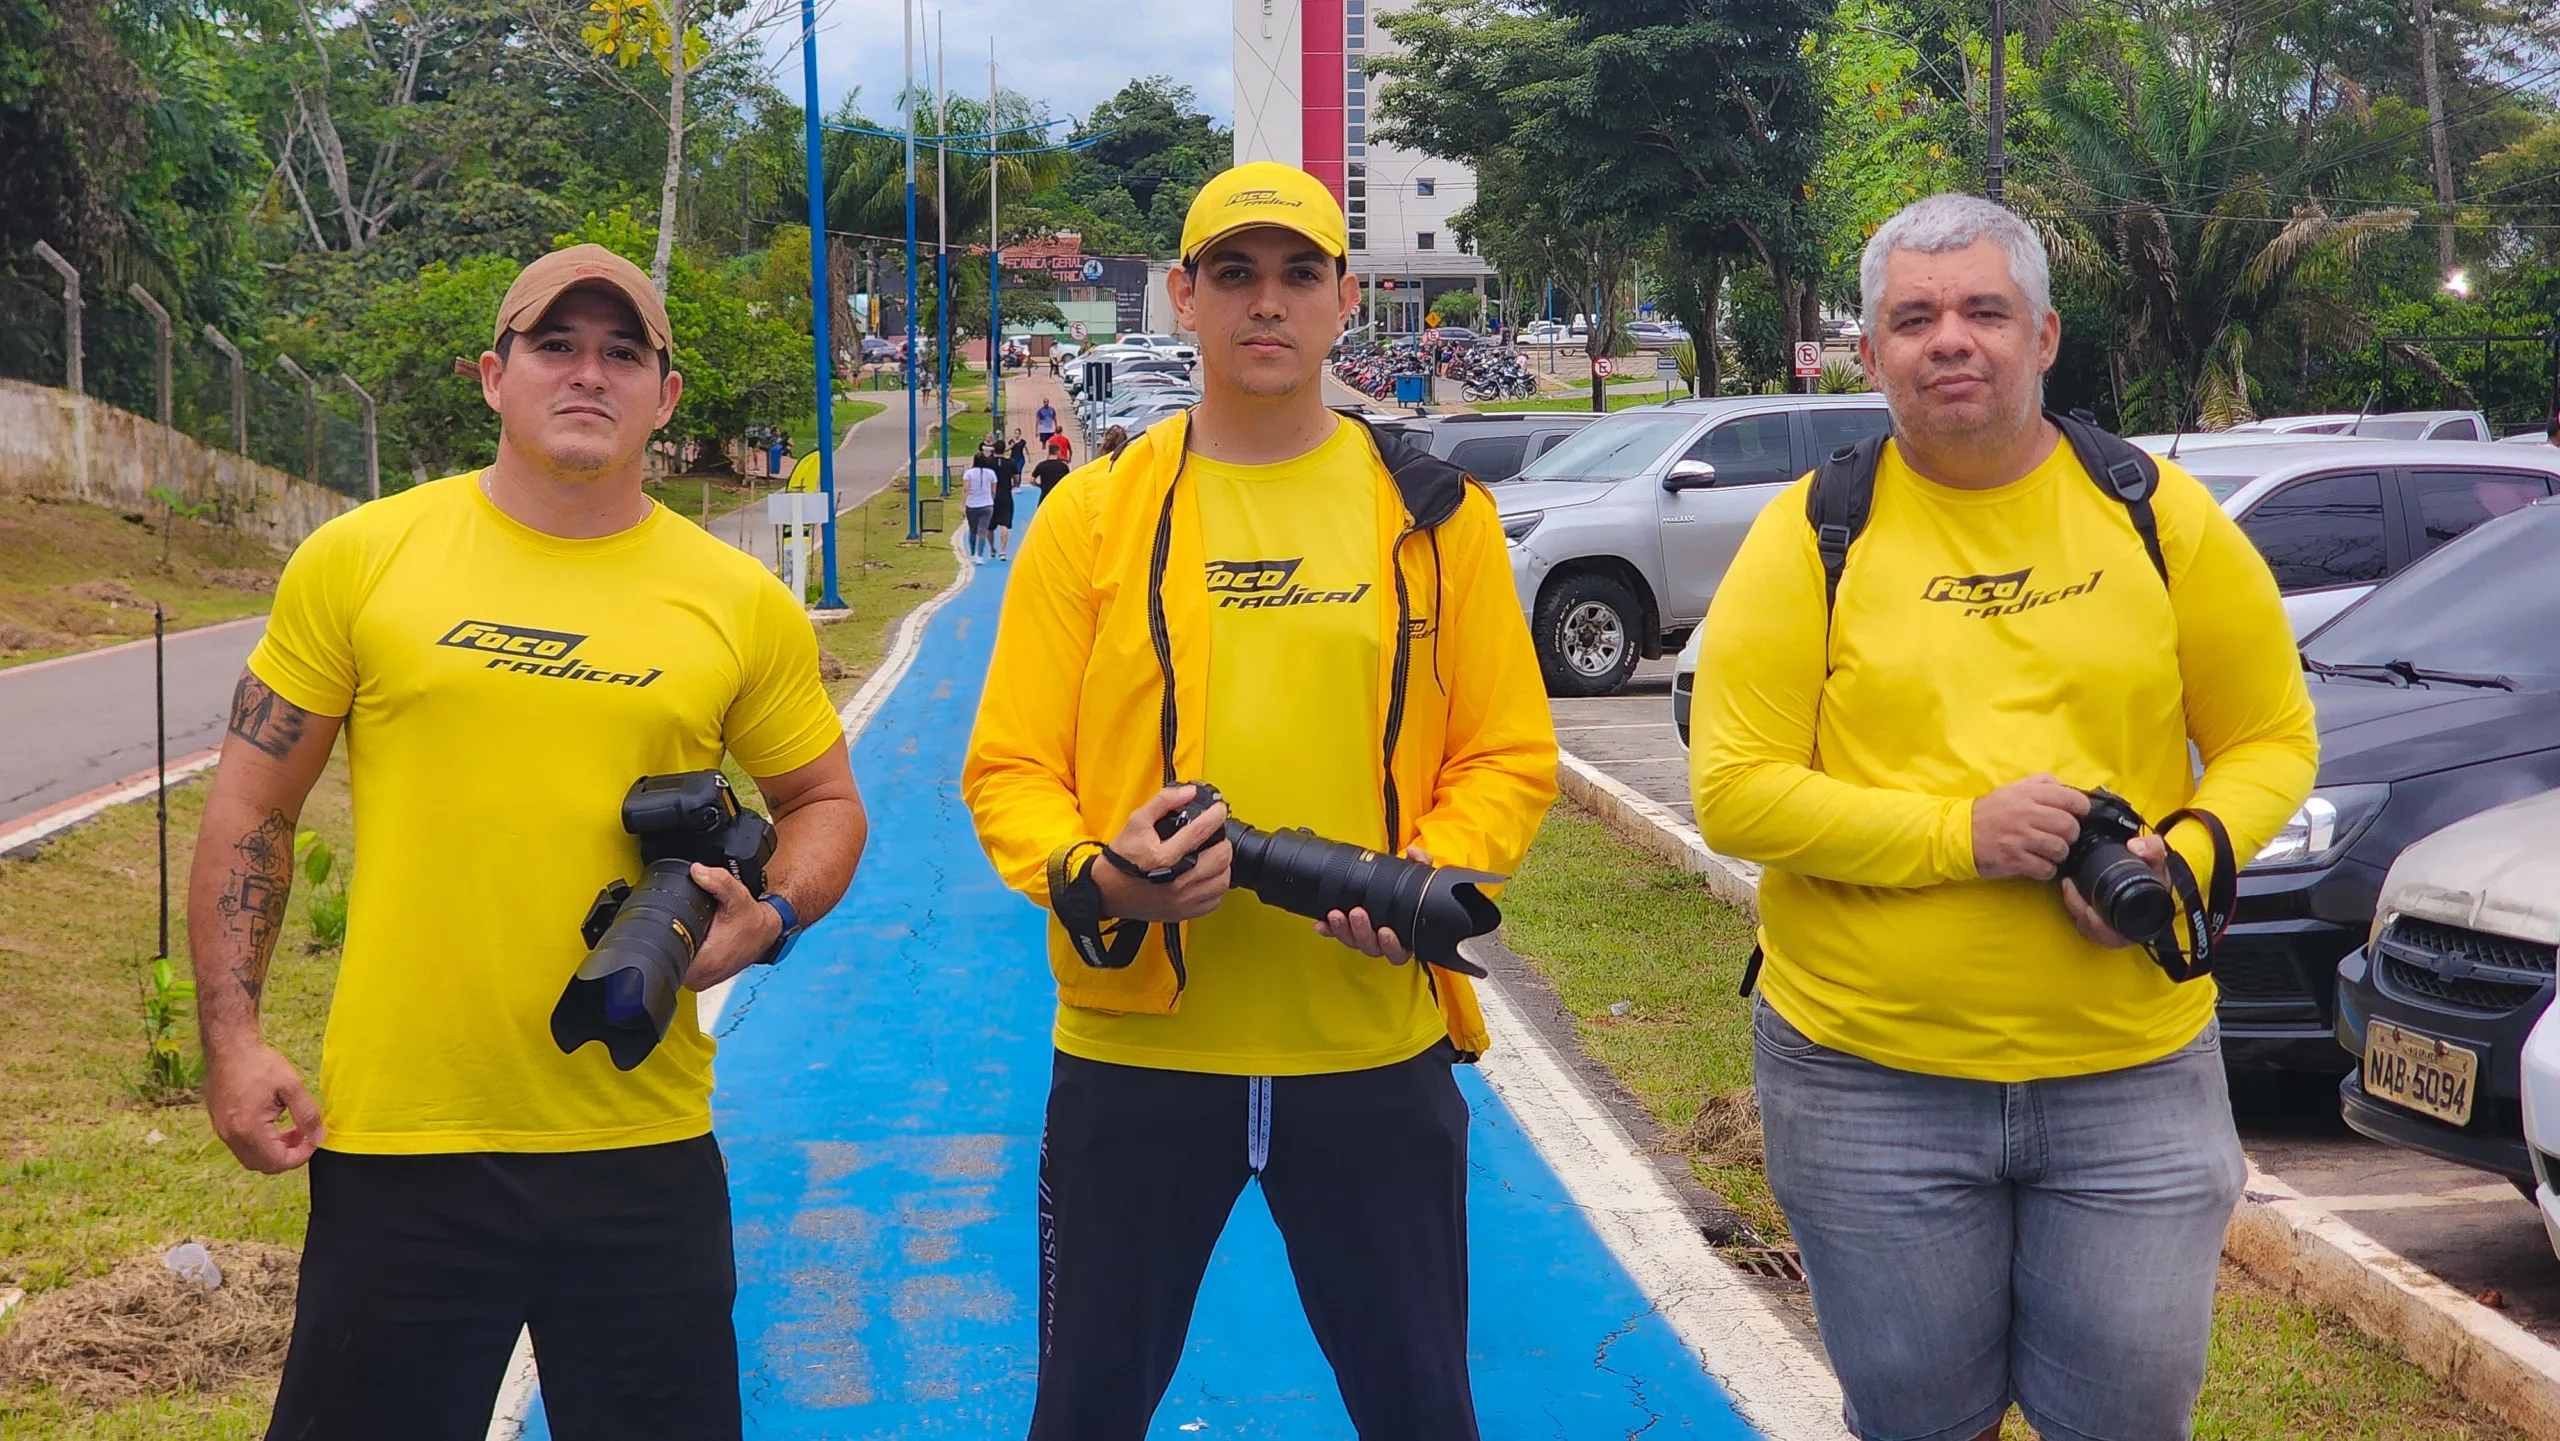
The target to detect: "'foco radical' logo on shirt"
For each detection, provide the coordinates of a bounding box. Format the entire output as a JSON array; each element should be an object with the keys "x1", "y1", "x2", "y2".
[
  {"x1": 1205, "y1": 558, "x2": 1373, "y2": 611},
  {"x1": 1919, "y1": 567, "x2": 2104, "y2": 620},
  {"x1": 435, "y1": 620, "x2": 663, "y2": 687}
]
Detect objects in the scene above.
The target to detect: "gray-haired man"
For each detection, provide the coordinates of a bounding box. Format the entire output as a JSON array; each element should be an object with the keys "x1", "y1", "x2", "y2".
[{"x1": 1690, "y1": 193, "x2": 2319, "y2": 1439}]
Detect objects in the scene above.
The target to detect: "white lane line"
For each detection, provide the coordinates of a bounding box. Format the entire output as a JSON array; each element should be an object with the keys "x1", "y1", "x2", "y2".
[
  {"x1": 1472, "y1": 971, "x2": 1851, "y2": 1440},
  {"x1": 488, "y1": 525, "x2": 976, "y2": 1438},
  {"x1": 0, "y1": 748, "x2": 222, "y2": 856}
]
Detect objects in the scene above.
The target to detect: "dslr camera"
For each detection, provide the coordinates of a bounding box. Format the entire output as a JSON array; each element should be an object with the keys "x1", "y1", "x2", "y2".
[
  {"x1": 1152, "y1": 781, "x2": 1504, "y2": 975},
  {"x1": 551, "y1": 771, "x2": 775, "y2": 1071},
  {"x1": 2061, "y1": 787, "x2": 2175, "y2": 944}
]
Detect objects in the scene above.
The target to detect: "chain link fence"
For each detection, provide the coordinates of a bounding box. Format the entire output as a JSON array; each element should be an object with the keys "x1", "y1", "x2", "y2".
[{"x1": 3, "y1": 257, "x2": 378, "y2": 501}]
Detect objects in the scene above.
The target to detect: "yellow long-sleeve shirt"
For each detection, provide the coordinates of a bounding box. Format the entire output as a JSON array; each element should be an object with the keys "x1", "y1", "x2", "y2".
[{"x1": 1691, "y1": 435, "x2": 2318, "y2": 1081}]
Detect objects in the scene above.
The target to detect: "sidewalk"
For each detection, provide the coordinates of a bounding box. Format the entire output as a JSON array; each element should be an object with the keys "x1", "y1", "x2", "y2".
[{"x1": 724, "y1": 393, "x2": 974, "y2": 571}]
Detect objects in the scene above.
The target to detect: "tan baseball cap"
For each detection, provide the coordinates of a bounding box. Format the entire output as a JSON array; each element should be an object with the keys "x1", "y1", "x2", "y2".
[{"x1": 491, "y1": 244, "x2": 672, "y2": 355}]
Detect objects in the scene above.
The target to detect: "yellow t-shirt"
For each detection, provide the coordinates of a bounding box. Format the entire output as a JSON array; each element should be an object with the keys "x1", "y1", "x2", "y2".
[
  {"x1": 1691, "y1": 436, "x2": 2319, "y2": 1081},
  {"x1": 247, "y1": 473, "x2": 845, "y2": 1153},
  {"x1": 1053, "y1": 420, "x2": 1448, "y2": 1075}
]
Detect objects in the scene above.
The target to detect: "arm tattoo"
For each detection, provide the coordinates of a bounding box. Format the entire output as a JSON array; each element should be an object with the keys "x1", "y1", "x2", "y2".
[
  {"x1": 227, "y1": 674, "x2": 314, "y2": 761},
  {"x1": 214, "y1": 808, "x2": 295, "y2": 1008}
]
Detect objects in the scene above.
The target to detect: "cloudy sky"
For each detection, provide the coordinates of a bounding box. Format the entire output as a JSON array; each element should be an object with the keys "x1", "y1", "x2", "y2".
[{"x1": 767, "y1": 0, "x2": 1234, "y2": 129}]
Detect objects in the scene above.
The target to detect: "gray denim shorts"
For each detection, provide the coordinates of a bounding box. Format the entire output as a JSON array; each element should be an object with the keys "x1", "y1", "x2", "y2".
[{"x1": 1752, "y1": 997, "x2": 2245, "y2": 1441}]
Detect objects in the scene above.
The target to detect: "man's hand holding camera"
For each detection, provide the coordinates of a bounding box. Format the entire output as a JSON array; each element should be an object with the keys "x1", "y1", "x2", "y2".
[
  {"x1": 1095, "y1": 784, "x2": 1234, "y2": 923},
  {"x1": 681, "y1": 862, "x2": 785, "y2": 992},
  {"x1": 1973, "y1": 772, "x2": 2174, "y2": 949}
]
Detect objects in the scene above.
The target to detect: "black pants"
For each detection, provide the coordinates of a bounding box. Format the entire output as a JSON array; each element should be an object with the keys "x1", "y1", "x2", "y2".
[
  {"x1": 266, "y1": 1135, "x2": 739, "y2": 1441},
  {"x1": 1031, "y1": 1042, "x2": 1477, "y2": 1441}
]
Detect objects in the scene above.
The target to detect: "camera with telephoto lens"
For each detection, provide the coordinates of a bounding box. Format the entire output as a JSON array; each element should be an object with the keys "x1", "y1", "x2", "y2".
[
  {"x1": 2062, "y1": 787, "x2": 2175, "y2": 943},
  {"x1": 1155, "y1": 781, "x2": 1504, "y2": 976},
  {"x1": 551, "y1": 771, "x2": 774, "y2": 1071}
]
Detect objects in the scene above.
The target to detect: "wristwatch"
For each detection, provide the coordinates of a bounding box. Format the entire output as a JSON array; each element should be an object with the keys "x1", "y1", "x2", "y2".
[{"x1": 756, "y1": 892, "x2": 804, "y2": 967}]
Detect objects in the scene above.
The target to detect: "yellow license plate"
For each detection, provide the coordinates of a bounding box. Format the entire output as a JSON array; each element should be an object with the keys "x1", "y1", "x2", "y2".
[{"x1": 2363, "y1": 1020, "x2": 2479, "y2": 1127}]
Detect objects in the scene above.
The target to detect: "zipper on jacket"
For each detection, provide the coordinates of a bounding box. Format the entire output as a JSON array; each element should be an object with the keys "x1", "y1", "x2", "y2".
[
  {"x1": 1144, "y1": 441, "x2": 1190, "y2": 994},
  {"x1": 1381, "y1": 522, "x2": 1418, "y2": 847}
]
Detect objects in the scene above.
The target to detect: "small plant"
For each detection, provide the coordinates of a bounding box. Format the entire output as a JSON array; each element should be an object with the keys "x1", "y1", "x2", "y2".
[
  {"x1": 296, "y1": 829, "x2": 349, "y2": 949},
  {"x1": 135, "y1": 955, "x2": 201, "y2": 1101},
  {"x1": 1817, "y1": 359, "x2": 1871, "y2": 394},
  {"x1": 146, "y1": 485, "x2": 215, "y2": 568}
]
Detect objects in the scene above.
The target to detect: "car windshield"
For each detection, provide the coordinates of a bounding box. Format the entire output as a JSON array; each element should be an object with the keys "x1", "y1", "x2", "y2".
[
  {"x1": 1514, "y1": 412, "x2": 1698, "y2": 482},
  {"x1": 2184, "y1": 473, "x2": 2254, "y2": 502},
  {"x1": 2304, "y1": 503, "x2": 2560, "y2": 679},
  {"x1": 2341, "y1": 418, "x2": 2429, "y2": 439}
]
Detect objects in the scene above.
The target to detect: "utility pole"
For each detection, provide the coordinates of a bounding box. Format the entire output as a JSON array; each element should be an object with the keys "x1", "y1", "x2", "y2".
[
  {"x1": 274, "y1": 354, "x2": 320, "y2": 488},
  {"x1": 989, "y1": 41, "x2": 1001, "y2": 433},
  {"x1": 1986, "y1": 0, "x2": 2007, "y2": 205},
  {"x1": 125, "y1": 284, "x2": 173, "y2": 428},
  {"x1": 202, "y1": 325, "x2": 247, "y2": 454},
  {"x1": 800, "y1": 0, "x2": 842, "y2": 604},
  {"x1": 337, "y1": 374, "x2": 379, "y2": 501},
  {"x1": 935, "y1": 10, "x2": 952, "y2": 498},
  {"x1": 2415, "y1": 0, "x2": 2458, "y2": 271},
  {"x1": 31, "y1": 241, "x2": 81, "y2": 395},
  {"x1": 902, "y1": 0, "x2": 922, "y2": 540}
]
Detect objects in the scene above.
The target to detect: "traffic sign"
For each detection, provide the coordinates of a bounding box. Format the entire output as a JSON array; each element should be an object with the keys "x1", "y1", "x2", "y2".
[
  {"x1": 1592, "y1": 356, "x2": 1615, "y2": 379},
  {"x1": 1793, "y1": 341, "x2": 1822, "y2": 377},
  {"x1": 1425, "y1": 310, "x2": 1443, "y2": 328},
  {"x1": 1069, "y1": 320, "x2": 1089, "y2": 341}
]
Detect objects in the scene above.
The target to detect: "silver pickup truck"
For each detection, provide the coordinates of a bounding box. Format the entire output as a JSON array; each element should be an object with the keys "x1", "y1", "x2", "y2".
[{"x1": 1495, "y1": 394, "x2": 1892, "y2": 695}]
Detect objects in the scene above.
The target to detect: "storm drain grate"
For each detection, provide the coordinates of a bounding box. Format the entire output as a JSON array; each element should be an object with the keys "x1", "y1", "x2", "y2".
[{"x1": 1725, "y1": 1245, "x2": 1805, "y2": 1283}]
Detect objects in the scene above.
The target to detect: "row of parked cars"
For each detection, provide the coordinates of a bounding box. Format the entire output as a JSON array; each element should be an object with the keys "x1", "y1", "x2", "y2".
[
  {"x1": 1061, "y1": 335, "x2": 1201, "y2": 443},
  {"x1": 1390, "y1": 389, "x2": 2560, "y2": 1256}
]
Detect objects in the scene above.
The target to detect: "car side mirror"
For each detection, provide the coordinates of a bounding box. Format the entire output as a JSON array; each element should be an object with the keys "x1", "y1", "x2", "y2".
[{"x1": 1663, "y1": 459, "x2": 1717, "y2": 491}]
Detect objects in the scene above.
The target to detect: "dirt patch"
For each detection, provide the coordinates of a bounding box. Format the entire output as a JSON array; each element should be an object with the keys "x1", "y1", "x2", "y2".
[
  {"x1": 0, "y1": 1241, "x2": 298, "y2": 1404},
  {"x1": 62, "y1": 579, "x2": 155, "y2": 610},
  {"x1": 0, "y1": 622, "x2": 74, "y2": 653},
  {"x1": 817, "y1": 649, "x2": 849, "y2": 682},
  {"x1": 200, "y1": 569, "x2": 276, "y2": 594},
  {"x1": 1662, "y1": 1083, "x2": 1764, "y2": 1169}
]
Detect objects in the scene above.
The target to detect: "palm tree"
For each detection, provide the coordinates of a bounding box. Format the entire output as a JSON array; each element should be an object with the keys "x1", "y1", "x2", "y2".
[{"x1": 2029, "y1": 30, "x2": 2412, "y2": 429}]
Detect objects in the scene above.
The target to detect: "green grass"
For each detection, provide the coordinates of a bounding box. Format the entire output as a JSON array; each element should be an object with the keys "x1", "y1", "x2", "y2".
[
  {"x1": 775, "y1": 397, "x2": 889, "y2": 457},
  {"x1": 1469, "y1": 389, "x2": 1682, "y2": 414},
  {"x1": 0, "y1": 497, "x2": 282, "y2": 669},
  {"x1": 1500, "y1": 801, "x2": 2523, "y2": 1441},
  {"x1": 806, "y1": 485, "x2": 970, "y2": 705}
]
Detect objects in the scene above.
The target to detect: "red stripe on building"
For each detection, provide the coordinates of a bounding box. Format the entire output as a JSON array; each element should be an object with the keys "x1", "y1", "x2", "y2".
[{"x1": 1300, "y1": 0, "x2": 1345, "y2": 201}]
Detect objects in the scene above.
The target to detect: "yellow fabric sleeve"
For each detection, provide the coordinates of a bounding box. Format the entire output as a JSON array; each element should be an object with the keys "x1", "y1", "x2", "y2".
[
  {"x1": 1690, "y1": 488, "x2": 1980, "y2": 888},
  {"x1": 1409, "y1": 487, "x2": 1561, "y2": 882},
  {"x1": 721, "y1": 574, "x2": 846, "y2": 779},
  {"x1": 245, "y1": 513, "x2": 364, "y2": 718}
]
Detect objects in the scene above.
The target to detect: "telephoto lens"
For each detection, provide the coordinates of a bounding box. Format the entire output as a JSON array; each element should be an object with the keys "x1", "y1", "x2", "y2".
[
  {"x1": 1157, "y1": 782, "x2": 1504, "y2": 975},
  {"x1": 552, "y1": 772, "x2": 775, "y2": 1071},
  {"x1": 2062, "y1": 787, "x2": 2175, "y2": 943}
]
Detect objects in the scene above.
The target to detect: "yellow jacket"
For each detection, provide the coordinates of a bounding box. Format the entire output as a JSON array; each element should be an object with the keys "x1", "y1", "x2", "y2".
[{"x1": 962, "y1": 412, "x2": 1558, "y2": 1057}]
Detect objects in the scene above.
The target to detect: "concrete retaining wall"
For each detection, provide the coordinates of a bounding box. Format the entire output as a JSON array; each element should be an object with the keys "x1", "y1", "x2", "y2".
[{"x1": 0, "y1": 377, "x2": 354, "y2": 553}]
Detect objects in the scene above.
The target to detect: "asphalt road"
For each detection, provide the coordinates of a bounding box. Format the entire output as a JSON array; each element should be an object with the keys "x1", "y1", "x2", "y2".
[
  {"x1": 1554, "y1": 660, "x2": 2560, "y2": 1346},
  {"x1": 0, "y1": 616, "x2": 264, "y2": 835}
]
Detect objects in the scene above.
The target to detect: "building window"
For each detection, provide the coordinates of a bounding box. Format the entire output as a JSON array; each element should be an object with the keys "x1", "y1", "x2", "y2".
[
  {"x1": 1348, "y1": 88, "x2": 1365, "y2": 106},
  {"x1": 1345, "y1": 0, "x2": 1362, "y2": 11},
  {"x1": 1416, "y1": 177, "x2": 1436, "y2": 198},
  {"x1": 1348, "y1": 233, "x2": 1367, "y2": 251},
  {"x1": 1348, "y1": 199, "x2": 1365, "y2": 214},
  {"x1": 1348, "y1": 163, "x2": 1365, "y2": 178},
  {"x1": 1348, "y1": 144, "x2": 1365, "y2": 157},
  {"x1": 1346, "y1": 17, "x2": 1362, "y2": 35},
  {"x1": 1347, "y1": 124, "x2": 1363, "y2": 142},
  {"x1": 1346, "y1": 33, "x2": 1361, "y2": 48},
  {"x1": 1347, "y1": 180, "x2": 1365, "y2": 198},
  {"x1": 1417, "y1": 231, "x2": 1436, "y2": 250}
]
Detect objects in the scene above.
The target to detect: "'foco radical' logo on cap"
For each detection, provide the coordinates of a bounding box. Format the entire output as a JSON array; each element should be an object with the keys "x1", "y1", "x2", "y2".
[
  {"x1": 1226, "y1": 188, "x2": 1302, "y2": 210},
  {"x1": 1919, "y1": 567, "x2": 2105, "y2": 619},
  {"x1": 436, "y1": 619, "x2": 663, "y2": 687}
]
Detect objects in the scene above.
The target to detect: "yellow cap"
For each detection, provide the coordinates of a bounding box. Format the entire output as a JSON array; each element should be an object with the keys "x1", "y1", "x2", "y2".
[{"x1": 1179, "y1": 162, "x2": 1348, "y2": 264}]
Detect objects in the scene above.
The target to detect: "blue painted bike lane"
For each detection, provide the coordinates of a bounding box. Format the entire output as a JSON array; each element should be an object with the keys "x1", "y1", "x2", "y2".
[{"x1": 527, "y1": 500, "x2": 1774, "y2": 1439}]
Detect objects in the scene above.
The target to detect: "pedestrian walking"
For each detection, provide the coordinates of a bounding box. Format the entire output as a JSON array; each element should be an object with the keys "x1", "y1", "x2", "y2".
[
  {"x1": 1036, "y1": 397, "x2": 1058, "y2": 444},
  {"x1": 1032, "y1": 448, "x2": 1071, "y2": 500},
  {"x1": 188, "y1": 243, "x2": 867, "y2": 1440},
  {"x1": 1689, "y1": 192, "x2": 2317, "y2": 1441},
  {"x1": 991, "y1": 438, "x2": 1020, "y2": 560},
  {"x1": 962, "y1": 447, "x2": 999, "y2": 564},
  {"x1": 963, "y1": 160, "x2": 1556, "y2": 1441},
  {"x1": 1047, "y1": 429, "x2": 1073, "y2": 463}
]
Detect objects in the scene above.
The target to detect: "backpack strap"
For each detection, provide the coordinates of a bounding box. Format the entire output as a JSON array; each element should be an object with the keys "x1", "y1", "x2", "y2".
[
  {"x1": 1805, "y1": 434, "x2": 1888, "y2": 621},
  {"x1": 2051, "y1": 409, "x2": 2168, "y2": 588}
]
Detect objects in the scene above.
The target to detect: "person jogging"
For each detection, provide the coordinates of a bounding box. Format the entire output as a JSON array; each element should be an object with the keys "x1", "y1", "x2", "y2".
[
  {"x1": 963, "y1": 161, "x2": 1557, "y2": 1441},
  {"x1": 1036, "y1": 397, "x2": 1058, "y2": 445},
  {"x1": 189, "y1": 243, "x2": 868, "y2": 1439},
  {"x1": 962, "y1": 446, "x2": 1000, "y2": 564},
  {"x1": 1691, "y1": 193, "x2": 2318, "y2": 1441}
]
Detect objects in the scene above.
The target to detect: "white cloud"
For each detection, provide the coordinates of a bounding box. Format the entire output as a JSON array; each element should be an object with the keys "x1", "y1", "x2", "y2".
[{"x1": 765, "y1": 0, "x2": 1234, "y2": 131}]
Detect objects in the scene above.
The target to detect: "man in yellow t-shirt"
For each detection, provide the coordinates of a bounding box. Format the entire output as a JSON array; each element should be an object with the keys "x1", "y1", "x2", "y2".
[
  {"x1": 1691, "y1": 195, "x2": 2317, "y2": 1441},
  {"x1": 963, "y1": 165, "x2": 1556, "y2": 1439},
  {"x1": 186, "y1": 244, "x2": 867, "y2": 1440}
]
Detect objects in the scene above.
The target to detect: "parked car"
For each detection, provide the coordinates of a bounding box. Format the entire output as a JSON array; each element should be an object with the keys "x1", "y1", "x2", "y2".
[
  {"x1": 1423, "y1": 325, "x2": 1488, "y2": 347},
  {"x1": 2523, "y1": 975, "x2": 2560, "y2": 1256},
  {"x1": 1517, "y1": 321, "x2": 1572, "y2": 346},
  {"x1": 1626, "y1": 320, "x2": 1689, "y2": 347},
  {"x1": 2232, "y1": 409, "x2": 2493, "y2": 442},
  {"x1": 1495, "y1": 393, "x2": 1893, "y2": 695},
  {"x1": 1116, "y1": 332, "x2": 1200, "y2": 364},
  {"x1": 2501, "y1": 429, "x2": 2558, "y2": 446},
  {"x1": 2335, "y1": 785, "x2": 2560, "y2": 1193},
  {"x1": 1371, "y1": 412, "x2": 1597, "y2": 482},
  {"x1": 858, "y1": 336, "x2": 901, "y2": 362}
]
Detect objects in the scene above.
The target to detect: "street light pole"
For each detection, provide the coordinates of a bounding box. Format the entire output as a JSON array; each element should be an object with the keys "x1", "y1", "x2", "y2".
[
  {"x1": 935, "y1": 11, "x2": 952, "y2": 499},
  {"x1": 902, "y1": 0, "x2": 921, "y2": 541},
  {"x1": 800, "y1": 0, "x2": 842, "y2": 605},
  {"x1": 989, "y1": 42, "x2": 1001, "y2": 433},
  {"x1": 1986, "y1": 0, "x2": 2007, "y2": 205}
]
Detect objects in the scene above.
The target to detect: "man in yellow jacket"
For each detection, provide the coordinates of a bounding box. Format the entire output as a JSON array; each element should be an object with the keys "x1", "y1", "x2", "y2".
[
  {"x1": 1692, "y1": 193, "x2": 2319, "y2": 1441},
  {"x1": 963, "y1": 163, "x2": 1556, "y2": 1439}
]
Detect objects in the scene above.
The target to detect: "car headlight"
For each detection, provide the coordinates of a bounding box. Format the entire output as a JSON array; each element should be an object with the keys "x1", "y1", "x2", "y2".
[
  {"x1": 2250, "y1": 784, "x2": 2389, "y2": 869},
  {"x1": 1502, "y1": 510, "x2": 1543, "y2": 546}
]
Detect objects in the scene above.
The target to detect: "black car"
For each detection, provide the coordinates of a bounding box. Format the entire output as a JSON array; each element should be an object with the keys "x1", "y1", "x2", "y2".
[{"x1": 2216, "y1": 497, "x2": 2560, "y2": 1072}]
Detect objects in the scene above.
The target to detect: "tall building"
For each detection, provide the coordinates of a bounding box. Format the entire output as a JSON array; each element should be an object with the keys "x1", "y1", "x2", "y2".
[{"x1": 1231, "y1": 0, "x2": 1495, "y2": 333}]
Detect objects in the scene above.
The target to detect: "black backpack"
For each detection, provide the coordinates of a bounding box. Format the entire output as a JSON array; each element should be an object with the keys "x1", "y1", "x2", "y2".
[{"x1": 1807, "y1": 409, "x2": 2168, "y2": 623}]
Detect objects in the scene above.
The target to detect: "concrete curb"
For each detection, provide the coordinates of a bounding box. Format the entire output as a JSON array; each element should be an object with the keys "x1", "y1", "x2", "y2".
[
  {"x1": 2227, "y1": 1163, "x2": 2560, "y2": 1436},
  {"x1": 0, "y1": 748, "x2": 221, "y2": 858},
  {"x1": 1552, "y1": 742, "x2": 2560, "y2": 1434}
]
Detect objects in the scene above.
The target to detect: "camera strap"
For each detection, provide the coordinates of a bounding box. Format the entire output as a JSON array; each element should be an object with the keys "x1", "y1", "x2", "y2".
[
  {"x1": 1048, "y1": 841, "x2": 1151, "y2": 971},
  {"x1": 2144, "y1": 809, "x2": 2236, "y2": 983}
]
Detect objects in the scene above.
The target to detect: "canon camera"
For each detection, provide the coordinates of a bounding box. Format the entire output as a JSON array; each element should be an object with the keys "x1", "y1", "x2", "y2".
[
  {"x1": 551, "y1": 771, "x2": 775, "y2": 1071},
  {"x1": 1155, "y1": 782, "x2": 1504, "y2": 975},
  {"x1": 2062, "y1": 787, "x2": 2176, "y2": 945}
]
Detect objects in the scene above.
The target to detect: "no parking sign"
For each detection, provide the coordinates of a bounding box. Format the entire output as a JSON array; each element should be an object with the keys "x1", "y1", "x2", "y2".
[
  {"x1": 1793, "y1": 341, "x2": 1821, "y2": 377},
  {"x1": 1592, "y1": 356, "x2": 1615, "y2": 379}
]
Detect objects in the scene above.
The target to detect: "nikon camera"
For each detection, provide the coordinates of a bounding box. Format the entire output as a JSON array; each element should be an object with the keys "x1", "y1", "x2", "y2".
[{"x1": 551, "y1": 771, "x2": 774, "y2": 1071}]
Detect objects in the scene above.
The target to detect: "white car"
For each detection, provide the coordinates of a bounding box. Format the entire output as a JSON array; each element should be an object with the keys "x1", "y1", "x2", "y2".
[
  {"x1": 2231, "y1": 409, "x2": 2492, "y2": 441},
  {"x1": 1116, "y1": 332, "x2": 1200, "y2": 364},
  {"x1": 1670, "y1": 437, "x2": 2560, "y2": 743}
]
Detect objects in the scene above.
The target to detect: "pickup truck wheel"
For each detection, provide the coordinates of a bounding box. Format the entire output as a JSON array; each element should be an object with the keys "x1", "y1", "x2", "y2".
[{"x1": 1535, "y1": 573, "x2": 1642, "y2": 697}]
